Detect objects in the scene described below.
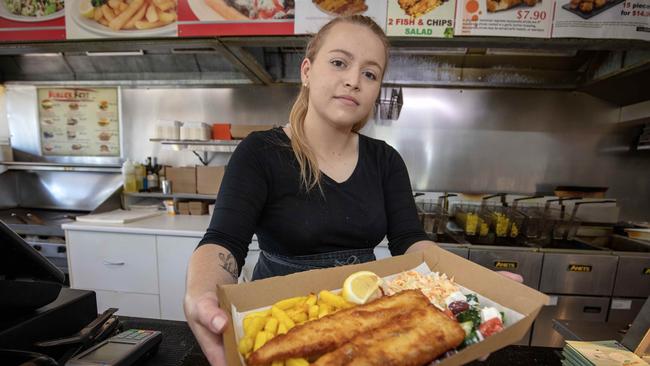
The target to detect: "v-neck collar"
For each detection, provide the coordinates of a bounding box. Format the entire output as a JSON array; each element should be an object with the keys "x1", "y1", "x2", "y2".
[{"x1": 277, "y1": 126, "x2": 362, "y2": 186}]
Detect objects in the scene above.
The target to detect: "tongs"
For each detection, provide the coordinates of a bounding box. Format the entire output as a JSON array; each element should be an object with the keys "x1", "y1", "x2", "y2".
[{"x1": 36, "y1": 308, "x2": 120, "y2": 364}]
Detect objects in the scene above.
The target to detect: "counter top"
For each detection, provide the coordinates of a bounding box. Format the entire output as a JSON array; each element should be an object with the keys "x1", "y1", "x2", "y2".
[
  {"x1": 121, "y1": 316, "x2": 562, "y2": 366},
  {"x1": 62, "y1": 214, "x2": 211, "y2": 237}
]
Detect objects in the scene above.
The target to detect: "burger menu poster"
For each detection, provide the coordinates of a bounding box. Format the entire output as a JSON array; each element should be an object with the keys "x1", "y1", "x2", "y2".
[
  {"x1": 37, "y1": 87, "x2": 121, "y2": 157},
  {"x1": 177, "y1": 0, "x2": 294, "y2": 36},
  {"x1": 294, "y1": 0, "x2": 387, "y2": 34},
  {"x1": 454, "y1": 0, "x2": 554, "y2": 37},
  {"x1": 386, "y1": 0, "x2": 456, "y2": 37},
  {"x1": 552, "y1": 0, "x2": 649, "y2": 40},
  {"x1": 0, "y1": 0, "x2": 66, "y2": 41}
]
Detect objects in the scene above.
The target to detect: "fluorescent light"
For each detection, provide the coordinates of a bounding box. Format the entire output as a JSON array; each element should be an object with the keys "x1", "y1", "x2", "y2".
[
  {"x1": 22, "y1": 53, "x2": 62, "y2": 57},
  {"x1": 485, "y1": 48, "x2": 577, "y2": 57},
  {"x1": 85, "y1": 50, "x2": 144, "y2": 57}
]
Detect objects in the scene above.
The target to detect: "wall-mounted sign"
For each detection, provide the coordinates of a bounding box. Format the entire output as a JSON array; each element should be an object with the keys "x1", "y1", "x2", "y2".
[
  {"x1": 294, "y1": 0, "x2": 387, "y2": 34},
  {"x1": 552, "y1": 0, "x2": 649, "y2": 40},
  {"x1": 177, "y1": 0, "x2": 294, "y2": 36},
  {"x1": 65, "y1": 0, "x2": 177, "y2": 39},
  {"x1": 37, "y1": 87, "x2": 120, "y2": 157},
  {"x1": 454, "y1": 0, "x2": 553, "y2": 37},
  {"x1": 386, "y1": 0, "x2": 456, "y2": 37},
  {"x1": 0, "y1": 0, "x2": 65, "y2": 41}
]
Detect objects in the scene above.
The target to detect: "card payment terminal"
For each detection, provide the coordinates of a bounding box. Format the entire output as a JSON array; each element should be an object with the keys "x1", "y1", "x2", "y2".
[{"x1": 66, "y1": 329, "x2": 162, "y2": 366}]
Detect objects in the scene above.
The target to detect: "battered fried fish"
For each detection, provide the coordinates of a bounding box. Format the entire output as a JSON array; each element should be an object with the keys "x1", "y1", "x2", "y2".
[
  {"x1": 312, "y1": 303, "x2": 466, "y2": 366},
  {"x1": 246, "y1": 290, "x2": 432, "y2": 366}
]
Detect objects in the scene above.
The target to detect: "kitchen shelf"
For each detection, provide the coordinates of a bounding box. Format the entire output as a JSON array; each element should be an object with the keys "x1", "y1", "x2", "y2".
[
  {"x1": 149, "y1": 139, "x2": 240, "y2": 153},
  {"x1": 123, "y1": 192, "x2": 216, "y2": 200}
]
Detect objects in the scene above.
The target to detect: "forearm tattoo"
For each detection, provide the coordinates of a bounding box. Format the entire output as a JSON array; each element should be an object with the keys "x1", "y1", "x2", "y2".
[{"x1": 218, "y1": 253, "x2": 238, "y2": 280}]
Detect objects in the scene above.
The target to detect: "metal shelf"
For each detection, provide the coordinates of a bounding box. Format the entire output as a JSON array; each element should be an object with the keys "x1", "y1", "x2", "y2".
[
  {"x1": 124, "y1": 192, "x2": 216, "y2": 200},
  {"x1": 149, "y1": 139, "x2": 240, "y2": 153}
]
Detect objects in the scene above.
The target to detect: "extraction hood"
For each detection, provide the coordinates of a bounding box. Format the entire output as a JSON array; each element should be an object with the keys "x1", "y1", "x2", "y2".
[{"x1": 0, "y1": 36, "x2": 649, "y2": 106}]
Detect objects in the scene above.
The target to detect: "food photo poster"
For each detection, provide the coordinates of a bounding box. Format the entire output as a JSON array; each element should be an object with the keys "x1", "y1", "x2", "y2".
[
  {"x1": 454, "y1": 0, "x2": 554, "y2": 37},
  {"x1": 294, "y1": 0, "x2": 387, "y2": 34},
  {"x1": 386, "y1": 0, "x2": 456, "y2": 37},
  {"x1": 552, "y1": 0, "x2": 649, "y2": 40},
  {"x1": 64, "y1": 0, "x2": 178, "y2": 38},
  {"x1": 38, "y1": 87, "x2": 121, "y2": 157},
  {"x1": 177, "y1": 0, "x2": 295, "y2": 36},
  {"x1": 0, "y1": 0, "x2": 66, "y2": 40}
]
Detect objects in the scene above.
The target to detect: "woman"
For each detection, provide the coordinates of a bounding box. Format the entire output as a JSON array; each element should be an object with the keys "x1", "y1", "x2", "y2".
[{"x1": 184, "y1": 15, "x2": 520, "y2": 365}]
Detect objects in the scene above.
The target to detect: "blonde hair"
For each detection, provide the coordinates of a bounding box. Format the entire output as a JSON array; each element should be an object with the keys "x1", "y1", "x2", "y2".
[{"x1": 289, "y1": 15, "x2": 390, "y2": 192}]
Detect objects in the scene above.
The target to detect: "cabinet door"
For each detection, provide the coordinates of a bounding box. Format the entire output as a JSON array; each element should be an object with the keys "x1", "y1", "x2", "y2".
[
  {"x1": 94, "y1": 289, "x2": 160, "y2": 319},
  {"x1": 67, "y1": 231, "x2": 158, "y2": 294},
  {"x1": 157, "y1": 236, "x2": 200, "y2": 321}
]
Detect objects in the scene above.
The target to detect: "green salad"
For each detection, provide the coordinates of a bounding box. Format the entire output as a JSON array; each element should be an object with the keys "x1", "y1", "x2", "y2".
[{"x1": 4, "y1": 0, "x2": 64, "y2": 17}]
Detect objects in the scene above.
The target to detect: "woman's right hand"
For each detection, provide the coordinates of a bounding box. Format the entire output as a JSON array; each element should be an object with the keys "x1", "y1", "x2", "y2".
[{"x1": 185, "y1": 291, "x2": 230, "y2": 366}]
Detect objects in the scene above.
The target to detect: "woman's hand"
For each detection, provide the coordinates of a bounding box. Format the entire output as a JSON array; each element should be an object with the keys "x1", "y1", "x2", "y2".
[{"x1": 185, "y1": 291, "x2": 230, "y2": 366}]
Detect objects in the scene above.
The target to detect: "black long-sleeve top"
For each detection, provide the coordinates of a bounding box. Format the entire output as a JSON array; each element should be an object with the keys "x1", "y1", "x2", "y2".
[{"x1": 198, "y1": 127, "x2": 428, "y2": 275}]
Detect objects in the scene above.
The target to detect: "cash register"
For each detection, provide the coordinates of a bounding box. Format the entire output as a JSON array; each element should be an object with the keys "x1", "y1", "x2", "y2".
[{"x1": 0, "y1": 220, "x2": 162, "y2": 366}]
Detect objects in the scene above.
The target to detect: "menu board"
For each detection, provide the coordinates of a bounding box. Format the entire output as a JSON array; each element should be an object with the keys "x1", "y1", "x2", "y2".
[
  {"x1": 37, "y1": 87, "x2": 120, "y2": 157},
  {"x1": 64, "y1": 0, "x2": 177, "y2": 39},
  {"x1": 0, "y1": 0, "x2": 65, "y2": 41},
  {"x1": 454, "y1": 0, "x2": 553, "y2": 37},
  {"x1": 177, "y1": 0, "x2": 293, "y2": 36},
  {"x1": 294, "y1": 0, "x2": 387, "y2": 34},
  {"x1": 552, "y1": 0, "x2": 650, "y2": 40},
  {"x1": 386, "y1": 0, "x2": 456, "y2": 37}
]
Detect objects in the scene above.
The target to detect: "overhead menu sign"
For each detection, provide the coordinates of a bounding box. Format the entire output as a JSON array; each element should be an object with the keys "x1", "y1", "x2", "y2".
[
  {"x1": 37, "y1": 87, "x2": 121, "y2": 157},
  {"x1": 454, "y1": 0, "x2": 553, "y2": 37},
  {"x1": 294, "y1": 0, "x2": 387, "y2": 34},
  {"x1": 64, "y1": 0, "x2": 178, "y2": 39},
  {"x1": 0, "y1": 0, "x2": 65, "y2": 40},
  {"x1": 386, "y1": 0, "x2": 456, "y2": 38},
  {"x1": 552, "y1": 0, "x2": 650, "y2": 40},
  {"x1": 177, "y1": 0, "x2": 294, "y2": 36}
]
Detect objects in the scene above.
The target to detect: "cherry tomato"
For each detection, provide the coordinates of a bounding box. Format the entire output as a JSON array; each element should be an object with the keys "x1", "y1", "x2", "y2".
[{"x1": 479, "y1": 317, "x2": 504, "y2": 337}]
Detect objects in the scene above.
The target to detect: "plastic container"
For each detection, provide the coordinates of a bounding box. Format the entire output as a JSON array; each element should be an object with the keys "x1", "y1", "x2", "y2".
[
  {"x1": 180, "y1": 122, "x2": 211, "y2": 141},
  {"x1": 122, "y1": 159, "x2": 137, "y2": 193},
  {"x1": 155, "y1": 120, "x2": 182, "y2": 140},
  {"x1": 212, "y1": 123, "x2": 231, "y2": 140}
]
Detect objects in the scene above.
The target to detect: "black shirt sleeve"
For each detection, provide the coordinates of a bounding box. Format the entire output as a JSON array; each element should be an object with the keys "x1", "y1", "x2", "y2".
[
  {"x1": 382, "y1": 144, "x2": 429, "y2": 256},
  {"x1": 197, "y1": 134, "x2": 268, "y2": 275}
]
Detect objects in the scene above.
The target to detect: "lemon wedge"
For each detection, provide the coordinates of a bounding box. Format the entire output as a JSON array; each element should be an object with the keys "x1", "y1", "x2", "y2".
[
  {"x1": 79, "y1": 0, "x2": 95, "y2": 19},
  {"x1": 341, "y1": 271, "x2": 383, "y2": 305}
]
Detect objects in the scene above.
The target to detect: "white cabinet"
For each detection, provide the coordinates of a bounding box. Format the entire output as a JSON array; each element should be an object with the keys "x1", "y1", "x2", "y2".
[
  {"x1": 67, "y1": 229, "x2": 262, "y2": 320},
  {"x1": 67, "y1": 231, "x2": 159, "y2": 294},
  {"x1": 94, "y1": 290, "x2": 160, "y2": 319},
  {"x1": 157, "y1": 236, "x2": 199, "y2": 321}
]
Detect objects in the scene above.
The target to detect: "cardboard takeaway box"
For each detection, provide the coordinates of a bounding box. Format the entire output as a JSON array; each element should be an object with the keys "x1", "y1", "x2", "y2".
[
  {"x1": 165, "y1": 166, "x2": 197, "y2": 194},
  {"x1": 218, "y1": 246, "x2": 549, "y2": 366},
  {"x1": 197, "y1": 165, "x2": 225, "y2": 195},
  {"x1": 230, "y1": 124, "x2": 275, "y2": 139}
]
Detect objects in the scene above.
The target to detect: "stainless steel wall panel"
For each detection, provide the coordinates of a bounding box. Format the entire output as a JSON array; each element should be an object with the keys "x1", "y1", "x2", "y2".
[
  {"x1": 13, "y1": 170, "x2": 122, "y2": 211},
  {"x1": 0, "y1": 171, "x2": 18, "y2": 208},
  {"x1": 6, "y1": 85, "x2": 650, "y2": 220},
  {"x1": 613, "y1": 254, "x2": 650, "y2": 298},
  {"x1": 469, "y1": 247, "x2": 543, "y2": 289},
  {"x1": 608, "y1": 298, "x2": 646, "y2": 325},
  {"x1": 437, "y1": 244, "x2": 468, "y2": 259},
  {"x1": 540, "y1": 252, "x2": 617, "y2": 296},
  {"x1": 531, "y1": 295, "x2": 610, "y2": 347}
]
